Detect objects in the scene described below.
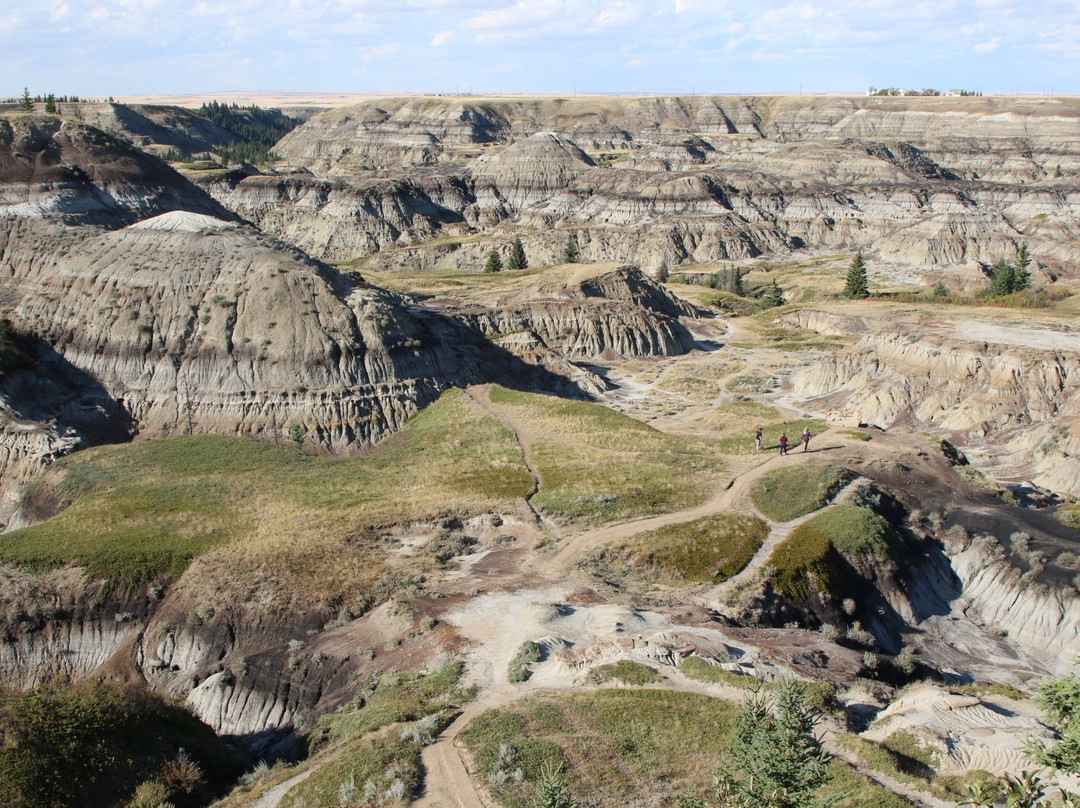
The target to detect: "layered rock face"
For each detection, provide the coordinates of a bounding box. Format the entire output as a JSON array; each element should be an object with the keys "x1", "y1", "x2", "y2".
[
  {"x1": 0, "y1": 117, "x2": 504, "y2": 519},
  {"x1": 200, "y1": 96, "x2": 1080, "y2": 279},
  {"x1": 788, "y1": 312, "x2": 1080, "y2": 497},
  {"x1": 452, "y1": 265, "x2": 699, "y2": 361}
]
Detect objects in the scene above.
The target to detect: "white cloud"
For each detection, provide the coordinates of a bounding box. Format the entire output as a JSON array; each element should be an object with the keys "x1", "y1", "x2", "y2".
[
  {"x1": 430, "y1": 28, "x2": 455, "y2": 45},
  {"x1": 973, "y1": 36, "x2": 1001, "y2": 53}
]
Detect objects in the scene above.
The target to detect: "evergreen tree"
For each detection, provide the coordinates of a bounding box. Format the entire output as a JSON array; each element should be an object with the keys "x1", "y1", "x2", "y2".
[
  {"x1": 561, "y1": 233, "x2": 580, "y2": 264},
  {"x1": 507, "y1": 236, "x2": 528, "y2": 270},
  {"x1": 483, "y1": 247, "x2": 504, "y2": 273},
  {"x1": 988, "y1": 258, "x2": 1017, "y2": 297},
  {"x1": 843, "y1": 252, "x2": 870, "y2": 299},
  {"x1": 761, "y1": 277, "x2": 786, "y2": 308},
  {"x1": 1025, "y1": 673, "x2": 1080, "y2": 774},
  {"x1": 1014, "y1": 243, "x2": 1032, "y2": 291},
  {"x1": 714, "y1": 266, "x2": 745, "y2": 296},
  {"x1": 713, "y1": 680, "x2": 831, "y2": 808},
  {"x1": 532, "y1": 761, "x2": 576, "y2": 808},
  {"x1": 932, "y1": 280, "x2": 949, "y2": 297},
  {"x1": 19, "y1": 88, "x2": 32, "y2": 112},
  {"x1": 288, "y1": 423, "x2": 305, "y2": 448},
  {"x1": 44, "y1": 94, "x2": 56, "y2": 114}
]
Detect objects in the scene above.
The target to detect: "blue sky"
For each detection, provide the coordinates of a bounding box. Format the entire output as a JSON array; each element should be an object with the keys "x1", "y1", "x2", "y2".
[{"x1": 2, "y1": 0, "x2": 1077, "y2": 97}]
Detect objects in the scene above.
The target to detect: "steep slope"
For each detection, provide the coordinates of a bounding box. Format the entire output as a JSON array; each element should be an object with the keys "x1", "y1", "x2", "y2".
[{"x1": 0, "y1": 116, "x2": 532, "y2": 522}]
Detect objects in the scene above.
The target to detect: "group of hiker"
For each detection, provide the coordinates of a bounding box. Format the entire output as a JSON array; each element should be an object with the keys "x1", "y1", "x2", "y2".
[{"x1": 755, "y1": 426, "x2": 811, "y2": 455}]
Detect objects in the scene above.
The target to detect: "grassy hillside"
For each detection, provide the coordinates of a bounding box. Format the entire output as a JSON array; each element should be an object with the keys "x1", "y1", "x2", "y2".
[
  {"x1": 459, "y1": 689, "x2": 910, "y2": 808},
  {"x1": 488, "y1": 386, "x2": 723, "y2": 524},
  {"x1": 768, "y1": 504, "x2": 901, "y2": 601},
  {"x1": 1, "y1": 388, "x2": 532, "y2": 593}
]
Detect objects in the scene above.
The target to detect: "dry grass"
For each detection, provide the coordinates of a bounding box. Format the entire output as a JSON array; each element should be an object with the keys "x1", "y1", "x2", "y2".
[
  {"x1": 2, "y1": 389, "x2": 532, "y2": 602},
  {"x1": 611, "y1": 513, "x2": 768, "y2": 584},
  {"x1": 653, "y1": 359, "x2": 744, "y2": 401},
  {"x1": 487, "y1": 386, "x2": 723, "y2": 525}
]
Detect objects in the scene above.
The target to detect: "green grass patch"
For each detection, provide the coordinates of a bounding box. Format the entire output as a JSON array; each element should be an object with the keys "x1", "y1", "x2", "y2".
[
  {"x1": 725, "y1": 374, "x2": 772, "y2": 393},
  {"x1": 279, "y1": 732, "x2": 420, "y2": 808},
  {"x1": 508, "y1": 641, "x2": 543, "y2": 684},
  {"x1": 488, "y1": 386, "x2": 722, "y2": 525},
  {"x1": 839, "y1": 429, "x2": 871, "y2": 441},
  {"x1": 768, "y1": 505, "x2": 900, "y2": 601},
  {"x1": 309, "y1": 662, "x2": 471, "y2": 749},
  {"x1": 2, "y1": 389, "x2": 533, "y2": 594},
  {"x1": 728, "y1": 324, "x2": 857, "y2": 352},
  {"x1": 677, "y1": 657, "x2": 838, "y2": 713},
  {"x1": 460, "y1": 688, "x2": 899, "y2": 808},
  {"x1": 836, "y1": 731, "x2": 935, "y2": 786},
  {"x1": 749, "y1": 465, "x2": 854, "y2": 522},
  {"x1": 614, "y1": 512, "x2": 768, "y2": 584},
  {"x1": 586, "y1": 661, "x2": 659, "y2": 686},
  {"x1": 947, "y1": 682, "x2": 1025, "y2": 700},
  {"x1": 1057, "y1": 504, "x2": 1080, "y2": 529}
]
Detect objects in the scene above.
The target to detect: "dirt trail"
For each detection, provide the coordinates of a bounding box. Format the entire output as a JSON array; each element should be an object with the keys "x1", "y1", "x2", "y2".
[
  {"x1": 544, "y1": 425, "x2": 844, "y2": 575},
  {"x1": 252, "y1": 769, "x2": 314, "y2": 808},
  {"x1": 822, "y1": 729, "x2": 954, "y2": 808},
  {"x1": 413, "y1": 701, "x2": 497, "y2": 808},
  {"x1": 720, "y1": 473, "x2": 864, "y2": 592}
]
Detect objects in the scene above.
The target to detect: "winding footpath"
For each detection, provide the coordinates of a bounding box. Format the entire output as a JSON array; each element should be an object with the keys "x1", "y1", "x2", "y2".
[{"x1": 253, "y1": 386, "x2": 948, "y2": 808}]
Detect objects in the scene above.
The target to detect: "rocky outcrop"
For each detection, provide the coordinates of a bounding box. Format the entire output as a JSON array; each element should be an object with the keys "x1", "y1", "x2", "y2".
[
  {"x1": 195, "y1": 96, "x2": 1080, "y2": 280},
  {"x1": 451, "y1": 265, "x2": 699, "y2": 361},
  {"x1": 943, "y1": 533, "x2": 1080, "y2": 676},
  {"x1": 0, "y1": 116, "x2": 239, "y2": 226},
  {"x1": 1, "y1": 214, "x2": 486, "y2": 451},
  {"x1": 791, "y1": 325, "x2": 1080, "y2": 496}
]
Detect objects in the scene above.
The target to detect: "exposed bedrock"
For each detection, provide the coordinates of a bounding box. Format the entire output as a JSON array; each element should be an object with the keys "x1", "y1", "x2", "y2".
[
  {"x1": 202, "y1": 95, "x2": 1078, "y2": 278},
  {"x1": 790, "y1": 325, "x2": 1080, "y2": 496},
  {"x1": 453, "y1": 266, "x2": 700, "y2": 360},
  {"x1": 0, "y1": 216, "x2": 485, "y2": 451}
]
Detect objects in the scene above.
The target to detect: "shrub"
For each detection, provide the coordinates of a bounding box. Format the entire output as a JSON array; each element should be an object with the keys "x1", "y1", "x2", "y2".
[{"x1": 509, "y1": 641, "x2": 544, "y2": 683}]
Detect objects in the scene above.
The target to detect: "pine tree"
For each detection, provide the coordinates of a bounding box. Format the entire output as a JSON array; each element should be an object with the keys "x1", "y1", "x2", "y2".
[
  {"x1": 761, "y1": 277, "x2": 785, "y2": 308},
  {"x1": 712, "y1": 680, "x2": 831, "y2": 808},
  {"x1": 483, "y1": 247, "x2": 503, "y2": 273},
  {"x1": 561, "y1": 233, "x2": 580, "y2": 264},
  {"x1": 44, "y1": 94, "x2": 57, "y2": 114},
  {"x1": 532, "y1": 761, "x2": 576, "y2": 808},
  {"x1": 1014, "y1": 243, "x2": 1032, "y2": 291},
  {"x1": 19, "y1": 88, "x2": 32, "y2": 112},
  {"x1": 507, "y1": 236, "x2": 528, "y2": 270},
  {"x1": 843, "y1": 252, "x2": 870, "y2": 299},
  {"x1": 988, "y1": 258, "x2": 1016, "y2": 297}
]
